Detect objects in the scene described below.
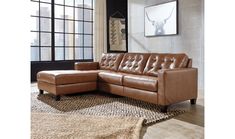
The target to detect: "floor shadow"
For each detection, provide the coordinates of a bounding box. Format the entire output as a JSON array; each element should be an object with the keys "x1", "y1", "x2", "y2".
[
  {"x1": 33, "y1": 92, "x2": 189, "y2": 126},
  {"x1": 113, "y1": 96, "x2": 187, "y2": 112},
  {"x1": 173, "y1": 103, "x2": 204, "y2": 127},
  {"x1": 139, "y1": 126, "x2": 147, "y2": 139},
  {"x1": 36, "y1": 91, "x2": 172, "y2": 113},
  {"x1": 36, "y1": 91, "x2": 116, "y2": 112}
]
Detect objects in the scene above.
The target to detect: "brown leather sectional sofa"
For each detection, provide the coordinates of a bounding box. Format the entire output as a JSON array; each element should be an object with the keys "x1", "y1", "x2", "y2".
[{"x1": 37, "y1": 53, "x2": 198, "y2": 112}]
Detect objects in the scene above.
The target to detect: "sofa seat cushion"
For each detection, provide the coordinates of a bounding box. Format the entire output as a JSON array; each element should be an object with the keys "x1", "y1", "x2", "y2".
[
  {"x1": 98, "y1": 71, "x2": 125, "y2": 86},
  {"x1": 123, "y1": 75, "x2": 158, "y2": 92},
  {"x1": 37, "y1": 70, "x2": 98, "y2": 85}
]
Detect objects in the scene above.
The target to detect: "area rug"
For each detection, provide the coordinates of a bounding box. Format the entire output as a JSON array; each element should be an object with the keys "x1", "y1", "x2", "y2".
[
  {"x1": 31, "y1": 92, "x2": 186, "y2": 125},
  {"x1": 31, "y1": 112, "x2": 144, "y2": 139}
]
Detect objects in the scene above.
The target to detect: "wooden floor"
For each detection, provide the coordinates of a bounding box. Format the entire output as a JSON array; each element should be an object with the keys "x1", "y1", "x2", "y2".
[
  {"x1": 142, "y1": 90, "x2": 204, "y2": 139},
  {"x1": 31, "y1": 83, "x2": 204, "y2": 139}
]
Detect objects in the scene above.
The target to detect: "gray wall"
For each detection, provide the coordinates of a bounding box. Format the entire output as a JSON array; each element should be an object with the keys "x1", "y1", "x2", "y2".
[{"x1": 128, "y1": 0, "x2": 204, "y2": 90}]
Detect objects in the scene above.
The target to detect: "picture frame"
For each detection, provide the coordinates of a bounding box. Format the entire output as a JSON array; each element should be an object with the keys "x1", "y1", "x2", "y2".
[
  {"x1": 144, "y1": 0, "x2": 178, "y2": 37},
  {"x1": 108, "y1": 16, "x2": 127, "y2": 52}
]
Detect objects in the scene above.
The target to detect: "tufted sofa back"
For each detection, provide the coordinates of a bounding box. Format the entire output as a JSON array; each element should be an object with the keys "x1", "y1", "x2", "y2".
[
  {"x1": 100, "y1": 53, "x2": 190, "y2": 76},
  {"x1": 118, "y1": 53, "x2": 150, "y2": 75},
  {"x1": 143, "y1": 53, "x2": 189, "y2": 76},
  {"x1": 99, "y1": 53, "x2": 124, "y2": 71}
]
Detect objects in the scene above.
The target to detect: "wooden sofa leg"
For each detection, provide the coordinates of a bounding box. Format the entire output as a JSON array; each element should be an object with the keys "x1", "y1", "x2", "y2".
[
  {"x1": 160, "y1": 105, "x2": 168, "y2": 113},
  {"x1": 39, "y1": 90, "x2": 44, "y2": 95},
  {"x1": 190, "y1": 99, "x2": 197, "y2": 105},
  {"x1": 54, "y1": 95, "x2": 61, "y2": 101}
]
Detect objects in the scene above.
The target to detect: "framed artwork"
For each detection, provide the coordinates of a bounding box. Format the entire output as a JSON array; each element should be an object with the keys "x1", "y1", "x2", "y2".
[
  {"x1": 108, "y1": 13, "x2": 127, "y2": 52},
  {"x1": 144, "y1": 0, "x2": 178, "y2": 37}
]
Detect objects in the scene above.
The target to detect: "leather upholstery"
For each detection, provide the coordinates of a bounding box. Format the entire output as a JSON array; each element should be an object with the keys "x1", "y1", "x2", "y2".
[
  {"x1": 118, "y1": 53, "x2": 150, "y2": 74},
  {"x1": 98, "y1": 82, "x2": 124, "y2": 95},
  {"x1": 37, "y1": 52, "x2": 197, "y2": 110},
  {"x1": 56, "y1": 82, "x2": 97, "y2": 95},
  {"x1": 143, "y1": 53, "x2": 189, "y2": 76},
  {"x1": 98, "y1": 71, "x2": 124, "y2": 85},
  {"x1": 74, "y1": 62, "x2": 99, "y2": 70},
  {"x1": 38, "y1": 81, "x2": 57, "y2": 94},
  {"x1": 37, "y1": 70, "x2": 98, "y2": 85},
  {"x1": 38, "y1": 81, "x2": 97, "y2": 95},
  {"x1": 124, "y1": 87, "x2": 158, "y2": 104},
  {"x1": 157, "y1": 68, "x2": 198, "y2": 105},
  {"x1": 187, "y1": 59, "x2": 193, "y2": 68},
  {"x1": 123, "y1": 75, "x2": 158, "y2": 92},
  {"x1": 99, "y1": 53, "x2": 124, "y2": 71}
]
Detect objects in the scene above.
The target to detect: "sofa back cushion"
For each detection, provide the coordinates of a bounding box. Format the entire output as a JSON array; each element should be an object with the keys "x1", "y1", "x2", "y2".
[
  {"x1": 118, "y1": 53, "x2": 150, "y2": 75},
  {"x1": 143, "y1": 53, "x2": 189, "y2": 76},
  {"x1": 99, "y1": 53, "x2": 124, "y2": 71}
]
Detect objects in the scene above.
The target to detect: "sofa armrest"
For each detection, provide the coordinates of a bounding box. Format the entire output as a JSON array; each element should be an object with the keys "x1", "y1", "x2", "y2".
[
  {"x1": 157, "y1": 68, "x2": 198, "y2": 105},
  {"x1": 74, "y1": 62, "x2": 99, "y2": 70}
]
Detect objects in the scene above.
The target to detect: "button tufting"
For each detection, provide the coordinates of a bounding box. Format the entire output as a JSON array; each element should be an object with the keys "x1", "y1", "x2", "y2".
[
  {"x1": 127, "y1": 64, "x2": 132, "y2": 67},
  {"x1": 153, "y1": 62, "x2": 157, "y2": 66}
]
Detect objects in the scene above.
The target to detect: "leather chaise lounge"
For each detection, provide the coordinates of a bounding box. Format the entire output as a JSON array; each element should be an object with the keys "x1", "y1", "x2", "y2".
[{"x1": 37, "y1": 53, "x2": 198, "y2": 112}]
